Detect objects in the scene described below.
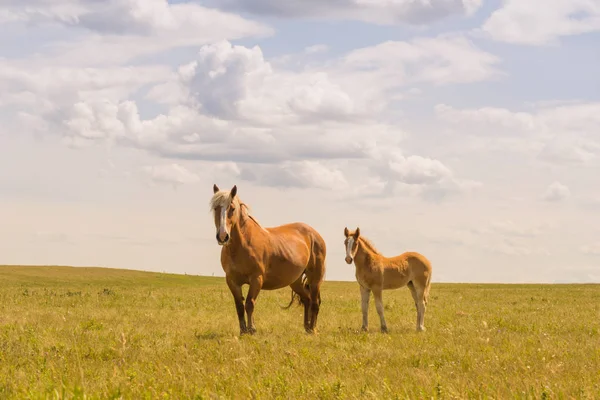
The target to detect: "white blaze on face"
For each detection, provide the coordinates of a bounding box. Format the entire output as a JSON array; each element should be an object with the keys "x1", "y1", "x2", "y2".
[
  {"x1": 217, "y1": 206, "x2": 228, "y2": 241},
  {"x1": 346, "y1": 237, "x2": 355, "y2": 260}
]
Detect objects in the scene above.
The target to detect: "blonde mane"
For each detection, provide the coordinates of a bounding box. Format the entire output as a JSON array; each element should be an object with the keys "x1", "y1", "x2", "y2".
[
  {"x1": 359, "y1": 236, "x2": 381, "y2": 255},
  {"x1": 209, "y1": 190, "x2": 238, "y2": 211},
  {"x1": 209, "y1": 190, "x2": 258, "y2": 225}
]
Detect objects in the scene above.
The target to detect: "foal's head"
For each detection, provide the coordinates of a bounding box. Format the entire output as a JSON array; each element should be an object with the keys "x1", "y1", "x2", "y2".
[
  {"x1": 343, "y1": 226, "x2": 360, "y2": 264},
  {"x1": 210, "y1": 184, "x2": 241, "y2": 246}
]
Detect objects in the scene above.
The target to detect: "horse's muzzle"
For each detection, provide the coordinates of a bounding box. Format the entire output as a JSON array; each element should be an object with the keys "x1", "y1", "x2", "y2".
[
  {"x1": 216, "y1": 232, "x2": 230, "y2": 246},
  {"x1": 345, "y1": 256, "x2": 353, "y2": 264}
]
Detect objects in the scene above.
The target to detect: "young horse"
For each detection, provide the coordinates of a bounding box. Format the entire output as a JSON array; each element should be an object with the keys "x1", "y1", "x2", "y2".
[
  {"x1": 343, "y1": 227, "x2": 432, "y2": 332},
  {"x1": 210, "y1": 184, "x2": 327, "y2": 335}
]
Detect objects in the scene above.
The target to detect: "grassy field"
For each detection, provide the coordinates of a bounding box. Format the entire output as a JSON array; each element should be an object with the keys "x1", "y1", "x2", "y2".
[{"x1": 1, "y1": 265, "x2": 599, "y2": 399}]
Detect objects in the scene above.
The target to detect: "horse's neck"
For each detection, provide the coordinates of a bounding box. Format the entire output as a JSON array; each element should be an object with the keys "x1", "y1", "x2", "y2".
[
  {"x1": 356, "y1": 240, "x2": 381, "y2": 268},
  {"x1": 229, "y1": 212, "x2": 264, "y2": 249}
]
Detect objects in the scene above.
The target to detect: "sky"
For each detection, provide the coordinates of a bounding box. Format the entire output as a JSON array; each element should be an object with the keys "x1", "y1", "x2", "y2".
[{"x1": 1, "y1": 0, "x2": 599, "y2": 284}]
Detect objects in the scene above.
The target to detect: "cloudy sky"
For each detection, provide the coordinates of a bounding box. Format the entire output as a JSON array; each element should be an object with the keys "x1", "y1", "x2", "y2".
[{"x1": 1, "y1": 0, "x2": 599, "y2": 283}]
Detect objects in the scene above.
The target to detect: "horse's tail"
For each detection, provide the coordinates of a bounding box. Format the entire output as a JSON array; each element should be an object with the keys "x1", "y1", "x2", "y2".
[
  {"x1": 281, "y1": 290, "x2": 302, "y2": 310},
  {"x1": 302, "y1": 272, "x2": 321, "y2": 306},
  {"x1": 281, "y1": 270, "x2": 307, "y2": 310}
]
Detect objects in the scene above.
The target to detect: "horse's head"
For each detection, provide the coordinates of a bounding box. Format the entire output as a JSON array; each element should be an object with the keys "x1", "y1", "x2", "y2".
[
  {"x1": 210, "y1": 184, "x2": 241, "y2": 246},
  {"x1": 343, "y1": 226, "x2": 360, "y2": 264}
]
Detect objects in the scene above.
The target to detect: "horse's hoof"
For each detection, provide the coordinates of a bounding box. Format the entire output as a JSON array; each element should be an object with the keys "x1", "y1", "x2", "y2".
[
  {"x1": 380, "y1": 326, "x2": 389, "y2": 334},
  {"x1": 417, "y1": 326, "x2": 426, "y2": 332},
  {"x1": 361, "y1": 326, "x2": 368, "y2": 332}
]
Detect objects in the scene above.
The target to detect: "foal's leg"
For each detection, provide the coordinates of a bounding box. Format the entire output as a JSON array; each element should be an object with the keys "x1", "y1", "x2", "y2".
[
  {"x1": 359, "y1": 285, "x2": 371, "y2": 332},
  {"x1": 415, "y1": 287, "x2": 427, "y2": 332},
  {"x1": 372, "y1": 288, "x2": 388, "y2": 333},
  {"x1": 407, "y1": 282, "x2": 421, "y2": 331},
  {"x1": 245, "y1": 275, "x2": 264, "y2": 335},
  {"x1": 226, "y1": 276, "x2": 247, "y2": 335}
]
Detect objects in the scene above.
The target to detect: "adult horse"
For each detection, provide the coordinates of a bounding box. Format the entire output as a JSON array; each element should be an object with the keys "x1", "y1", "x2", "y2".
[
  {"x1": 343, "y1": 227, "x2": 432, "y2": 332},
  {"x1": 210, "y1": 184, "x2": 327, "y2": 335}
]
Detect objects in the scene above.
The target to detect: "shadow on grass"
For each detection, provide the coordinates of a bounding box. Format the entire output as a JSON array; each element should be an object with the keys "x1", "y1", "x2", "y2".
[
  {"x1": 194, "y1": 330, "x2": 227, "y2": 341},
  {"x1": 336, "y1": 326, "x2": 416, "y2": 335}
]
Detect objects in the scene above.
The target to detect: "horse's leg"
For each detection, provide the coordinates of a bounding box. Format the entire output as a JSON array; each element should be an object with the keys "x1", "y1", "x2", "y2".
[
  {"x1": 290, "y1": 278, "x2": 311, "y2": 332},
  {"x1": 372, "y1": 288, "x2": 388, "y2": 333},
  {"x1": 306, "y1": 249, "x2": 326, "y2": 334},
  {"x1": 415, "y1": 286, "x2": 427, "y2": 332},
  {"x1": 359, "y1": 284, "x2": 371, "y2": 332},
  {"x1": 225, "y1": 276, "x2": 247, "y2": 335},
  {"x1": 307, "y1": 281, "x2": 322, "y2": 334},
  {"x1": 245, "y1": 275, "x2": 264, "y2": 335},
  {"x1": 407, "y1": 281, "x2": 420, "y2": 331}
]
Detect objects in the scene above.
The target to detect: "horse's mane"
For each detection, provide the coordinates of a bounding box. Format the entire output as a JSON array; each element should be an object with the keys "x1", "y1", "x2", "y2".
[
  {"x1": 359, "y1": 236, "x2": 381, "y2": 255},
  {"x1": 209, "y1": 190, "x2": 263, "y2": 228}
]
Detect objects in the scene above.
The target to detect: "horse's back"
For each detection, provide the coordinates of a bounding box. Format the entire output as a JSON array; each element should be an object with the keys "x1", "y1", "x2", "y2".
[
  {"x1": 400, "y1": 251, "x2": 432, "y2": 269},
  {"x1": 266, "y1": 222, "x2": 325, "y2": 248},
  {"x1": 399, "y1": 251, "x2": 432, "y2": 283}
]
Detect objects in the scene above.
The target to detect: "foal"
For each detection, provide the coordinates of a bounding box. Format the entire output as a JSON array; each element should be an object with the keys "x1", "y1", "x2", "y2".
[{"x1": 343, "y1": 227, "x2": 432, "y2": 332}]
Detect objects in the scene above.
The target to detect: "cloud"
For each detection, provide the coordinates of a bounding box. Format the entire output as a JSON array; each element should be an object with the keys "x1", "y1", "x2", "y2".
[
  {"x1": 366, "y1": 148, "x2": 481, "y2": 201},
  {"x1": 2, "y1": 1, "x2": 272, "y2": 67},
  {"x1": 141, "y1": 163, "x2": 200, "y2": 188},
  {"x1": 434, "y1": 102, "x2": 600, "y2": 164},
  {"x1": 4, "y1": 29, "x2": 486, "y2": 196},
  {"x1": 435, "y1": 104, "x2": 536, "y2": 133},
  {"x1": 338, "y1": 34, "x2": 501, "y2": 90},
  {"x1": 542, "y1": 181, "x2": 571, "y2": 202},
  {"x1": 480, "y1": 0, "x2": 600, "y2": 45},
  {"x1": 0, "y1": 63, "x2": 169, "y2": 108},
  {"x1": 241, "y1": 161, "x2": 348, "y2": 190},
  {"x1": 580, "y1": 243, "x2": 600, "y2": 255},
  {"x1": 206, "y1": 0, "x2": 482, "y2": 25}
]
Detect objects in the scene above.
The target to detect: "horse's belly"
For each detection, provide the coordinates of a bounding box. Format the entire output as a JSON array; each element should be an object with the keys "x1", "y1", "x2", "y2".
[
  {"x1": 262, "y1": 262, "x2": 305, "y2": 290},
  {"x1": 382, "y1": 270, "x2": 410, "y2": 290}
]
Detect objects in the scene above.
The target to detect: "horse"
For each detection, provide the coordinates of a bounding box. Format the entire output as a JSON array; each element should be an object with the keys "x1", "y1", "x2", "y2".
[
  {"x1": 209, "y1": 184, "x2": 327, "y2": 335},
  {"x1": 343, "y1": 227, "x2": 432, "y2": 332}
]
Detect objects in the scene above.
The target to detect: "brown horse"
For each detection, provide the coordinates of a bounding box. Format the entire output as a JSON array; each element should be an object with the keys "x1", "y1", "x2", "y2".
[
  {"x1": 343, "y1": 227, "x2": 432, "y2": 332},
  {"x1": 210, "y1": 184, "x2": 327, "y2": 335}
]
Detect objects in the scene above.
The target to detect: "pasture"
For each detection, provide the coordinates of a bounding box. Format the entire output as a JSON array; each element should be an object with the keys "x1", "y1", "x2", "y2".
[{"x1": 1, "y1": 265, "x2": 599, "y2": 399}]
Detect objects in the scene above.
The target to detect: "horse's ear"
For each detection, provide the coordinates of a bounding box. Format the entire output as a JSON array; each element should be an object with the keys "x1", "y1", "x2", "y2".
[
  {"x1": 354, "y1": 227, "x2": 360, "y2": 238},
  {"x1": 230, "y1": 185, "x2": 237, "y2": 199},
  {"x1": 344, "y1": 227, "x2": 349, "y2": 237},
  {"x1": 213, "y1": 184, "x2": 219, "y2": 194}
]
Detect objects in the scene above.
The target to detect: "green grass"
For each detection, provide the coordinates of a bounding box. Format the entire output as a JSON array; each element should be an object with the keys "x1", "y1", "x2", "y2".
[{"x1": 1, "y1": 265, "x2": 599, "y2": 399}]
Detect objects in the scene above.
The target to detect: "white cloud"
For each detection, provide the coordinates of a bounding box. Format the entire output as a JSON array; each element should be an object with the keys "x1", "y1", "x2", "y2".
[
  {"x1": 207, "y1": 0, "x2": 482, "y2": 25},
  {"x1": 580, "y1": 242, "x2": 600, "y2": 255},
  {"x1": 241, "y1": 160, "x2": 349, "y2": 190},
  {"x1": 388, "y1": 154, "x2": 452, "y2": 185},
  {"x1": 13, "y1": 37, "x2": 481, "y2": 196},
  {"x1": 542, "y1": 181, "x2": 571, "y2": 202},
  {"x1": 141, "y1": 163, "x2": 200, "y2": 187},
  {"x1": 434, "y1": 102, "x2": 600, "y2": 165},
  {"x1": 0, "y1": 63, "x2": 169, "y2": 108},
  {"x1": 304, "y1": 44, "x2": 329, "y2": 54},
  {"x1": 435, "y1": 104, "x2": 537, "y2": 133},
  {"x1": 480, "y1": 0, "x2": 600, "y2": 45},
  {"x1": 338, "y1": 34, "x2": 501, "y2": 89},
  {"x1": 2, "y1": 1, "x2": 272, "y2": 67}
]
